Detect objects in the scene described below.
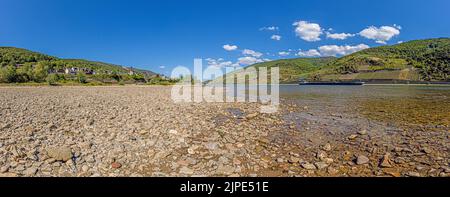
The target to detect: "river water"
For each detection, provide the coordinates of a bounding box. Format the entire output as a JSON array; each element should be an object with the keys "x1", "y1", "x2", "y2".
[{"x1": 280, "y1": 85, "x2": 450, "y2": 128}]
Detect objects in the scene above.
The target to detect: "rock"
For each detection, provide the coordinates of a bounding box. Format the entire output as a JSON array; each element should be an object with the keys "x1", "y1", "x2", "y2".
[
  {"x1": 288, "y1": 156, "x2": 300, "y2": 164},
  {"x1": 316, "y1": 151, "x2": 328, "y2": 160},
  {"x1": 322, "y1": 143, "x2": 332, "y2": 151},
  {"x1": 276, "y1": 158, "x2": 284, "y2": 163},
  {"x1": 46, "y1": 147, "x2": 73, "y2": 162},
  {"x1": 216, "y1": 165, "x2": 235, "y2": 175},
  {"x1": 358, "y1": 130, "x2": 368, "y2": 135},
  {"x1": 23, "y1": 167, "x2": 38, "y2": 176},
  {"x1": 348, "y1": 135, "x2": 358, "y2": 140},
  {"x1": 406, "y1": 171, "x2": 421, "y2": 177},
  {"x1": 441, "y1": 166, "x2": 450, "y2": 173},
  {"x1": 380, "y1": 153, "x2": 393, "y2": 168},
  {"x1": 245, "y1": 113, "x2": 259, "y2": 119},
  {"x1": 187, "y1": 146, "x2": 198, "y2": 155},
  {"x1": 179, "y1": 167, "x2": 194, "y2": 175},
  {"x1": 383, "y1": 168, "x2": 401, "y2": 177},
  {"x1": 0, "y1": 172, "x2": 18, "y2": 177},
  {"x1": 0, "y1": 165, "x2": 9, "y2": 173},
  {"x1": 322, "y1": 158, "x2": 334, "y2": 164},
  {"x1": 168, "y1": 129, "x2": 178, "y2": 135},
  {"x1": 314, "y1": 162, "x2": 328, "y2": 170},
  {"x1": 421, "y1": 147, "x2": 432, "y2": 154},
  {"x1": 356, "y1": 155, "x2": 370, "y2": 165},
  {"x1": 139, "y1": 130, "x2": 149, "y2": 135},
  {"x1": 301, "y1": 163, "x2": 317, "y2": 170},
  {"x1": 416, "y1": 166, "x2": 425, "y2": 171},
  {"x1": 111, "y1": 162, "x2": 122, "y2": 169},
  {"x1": 81, "y1": 165, "x2": 90, "y2": 172},
  {"x1": 205, "y1": 142, "x2": 218, "y2": 151}
]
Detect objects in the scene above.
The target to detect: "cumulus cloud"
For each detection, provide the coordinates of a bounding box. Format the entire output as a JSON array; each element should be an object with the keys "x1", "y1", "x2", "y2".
[
  {"x1": 237, "y1": 56, "x2": 265, "y2": 66},
  {"x1": 271, "y1": 35, "x2": 282, "y2": 41},
  {"x1": 293, "y1": 21, "x2": 323, "y2": 42},
  {"x1": 318, "y1": 44, "x2": 370, "y2": 56},
  {"x1": 326, "y1": 32, "x2": 355, "y2": 40},
  {"x1": 242, "y1": 49, "x2": 263, "y2": 58},
  {"x1": 223, "y1": 44, "x2": 238, "y2": 51},
  {"x1": 260, "y1": 26, "x2": 279, "y2": 31},
  {"x1": 278, "y1": 51, "x2": 290, "y2": 56},
  {"x1": 297, "y1": 49, "x2": 321, "y2": 57},
  {"x1": 359, "y1": 25, "x2": 401, "y2": 44},
  {"x1": 206, "y1": 58, "x2": 234, "y2": 68}
]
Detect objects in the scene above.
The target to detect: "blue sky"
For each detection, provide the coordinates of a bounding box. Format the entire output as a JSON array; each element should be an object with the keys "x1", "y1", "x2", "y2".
[{"x1": 1, "y1": 0, "x2": 449, "y2": 75}]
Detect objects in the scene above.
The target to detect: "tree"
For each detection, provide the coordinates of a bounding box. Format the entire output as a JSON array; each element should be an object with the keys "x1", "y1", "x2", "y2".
[
  {"x1": 46, "y1": 74, "x2": 59, "y2": 85},
  {"x1": 77, "y1": 71, "x2": 87, "y2": 84},
  {"x1": 33, "y1": 61, "x2": 50, "y2": 82},
  {"x1": 0, "y1": 65, "x2": 18, "y2": 83}
]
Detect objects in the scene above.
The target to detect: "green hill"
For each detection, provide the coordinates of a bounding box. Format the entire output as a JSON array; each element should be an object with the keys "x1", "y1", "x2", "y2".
[
  {"x1": 0, "y1": 47, "x2": 161, "y2": 84},
  {"x1": 222, "y1": 38, "x2": 449, "y2": 83},
  {"x1": 314, "y1": 38, "x2": 450, "y2": 81},
  {"x1": 0, "y1": 47, "x2": 155, "y2": 75},
  {"x1": 215, "y1": 57, "x2": 336, "y2": 84},
  {"x1": 249, "y1": 57, "x2": 336, "y2": 83}
]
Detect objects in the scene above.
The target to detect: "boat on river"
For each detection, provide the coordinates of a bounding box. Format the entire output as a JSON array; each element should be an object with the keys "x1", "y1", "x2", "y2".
[{"x1": 299, "y1": 80, "x2": 365, "y2": 86}]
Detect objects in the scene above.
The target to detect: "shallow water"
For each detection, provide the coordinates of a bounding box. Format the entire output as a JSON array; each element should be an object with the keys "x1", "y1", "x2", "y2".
[{"x1": 280, "y1": 85, "x2": 450, "y2": 128}]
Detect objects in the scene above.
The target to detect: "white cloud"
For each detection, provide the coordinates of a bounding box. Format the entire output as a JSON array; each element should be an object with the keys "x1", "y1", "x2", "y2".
[
  {"x1": 293, "y1": 21, "x2": 323, "y2": 42},
  {"x1": 159, "y1": 66, "x2": 166, "y2": 69},
  {"x1": 318, "y1": 44, "x2": 370, "y2": 57},
  {"x1": 223, "y1": 44, "x2": 238, "y2": 51},
  {"x1": 242, "y1": 49, "x2": 263, "y2": 58},
  {"x1": 206, "y1": 58, "x2": 234, "y2": 68},
  {"x1": 359, "y1": 25, "x2": 401, "y2": 44},
  {"x1": 278, "y1": 51, "x2": 290, "y2": 56},
  {"x1": 297, "y1": 49, "x2": 321, "y2": 57},
  {"x1": 237, "y1": 56, "x2": 265, "y2": 66},
  {"x1": 326, "y1": 32, "x2": 355, "y2": 40},
  {"x1": 260, "y1": 26, "x2": 279, "y2": 31},
  {"x1": 271, "y1": 35, "x2": 282, "y2": 41}
]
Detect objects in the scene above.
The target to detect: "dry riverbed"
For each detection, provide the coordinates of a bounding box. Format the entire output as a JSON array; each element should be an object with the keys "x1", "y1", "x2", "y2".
[{"x1": 0, "y1": 86, "x2": 448, "y2": 177}]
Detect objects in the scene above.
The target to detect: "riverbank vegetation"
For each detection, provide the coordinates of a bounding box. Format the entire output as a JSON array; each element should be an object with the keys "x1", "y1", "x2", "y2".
[{"x1": 0, "y1": 47, "x2": 178, "y2": 85}]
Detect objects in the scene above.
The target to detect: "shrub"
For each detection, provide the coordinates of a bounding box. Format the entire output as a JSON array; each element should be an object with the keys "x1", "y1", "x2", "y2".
[
  {"x1": 77, "y1": 72, "x2": 87, "y2": 84},
  {"x1": 0, "y1": 65, "x2": 18, "y2": 83},
  {"x1": 46, "y1": 74, "x2": 59, "y2": 85}
]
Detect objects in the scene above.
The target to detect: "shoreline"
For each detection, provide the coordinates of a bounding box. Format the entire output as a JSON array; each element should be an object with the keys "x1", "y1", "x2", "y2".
[{"x1": 0, "y1": 86, "x2": 448, "y2": 177}]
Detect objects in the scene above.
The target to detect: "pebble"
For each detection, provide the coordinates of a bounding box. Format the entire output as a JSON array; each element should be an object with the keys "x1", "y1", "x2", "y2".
[
  {"x1": 314, "y1": 162, "x2": 328, "y2": 170},
  {"x1": 301, "y1": 163, "x2": 317, "y2": 170},
  {"x1": 358, "y1": 130, "x2": 368, "y2": 135},
  {"x1": 348, "y1": 135, "x2": 358, "y2": 140},
  {"x1": 288, "y1": 156, "x2": 300, "y2": 164},
  {"x1": 0, "y1": 165, "x2": 10, "y2": 173},
  {"x1": 111, "y1": 162, "x2": 122, "y2": 169},
  {"x1": 421, "y1": 147, "x2": 432, "y2": 154},
  {"x1": 316, "y1": 151, "x2": 328, "y2": 160},
  {"x1": 23, "y1": 167, "x2": 38, "y2": 176},
  {"x1": 380, "y1": 153, "x2": 393, "y2": 168},
  {"x1": 168, "y1": 129, "x2": 178, "y2": 135},
  {"x1": 81, "y1": 165, "x2": 90, "y2": 172},
  {"x1": 47, "y1": 147, "x2": 73, "y2": 162},
  {"x1": 406, "y1": 171, "x2": 421, "y2": 177},
  {"x1": 356, "y1": 155, "x2": 370, "y2": 165},
  {"x1": 322, "y1": 143, "x2": 332, "y2": 151},
  {"x1": 179, "y1": 167, "x2": 194, "y2": 175}
]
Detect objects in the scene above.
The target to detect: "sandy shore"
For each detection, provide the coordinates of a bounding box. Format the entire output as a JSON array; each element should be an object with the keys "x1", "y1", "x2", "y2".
[{"x1": 0, "y1": 86, "x2": 448, "y2": 177}]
